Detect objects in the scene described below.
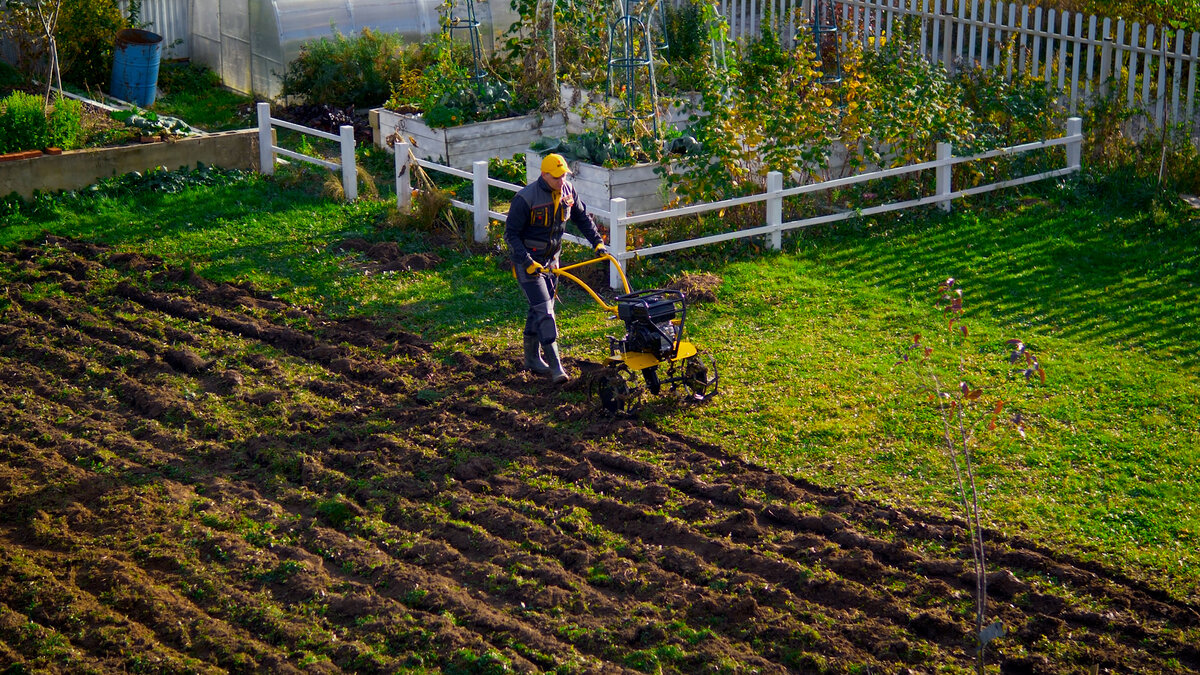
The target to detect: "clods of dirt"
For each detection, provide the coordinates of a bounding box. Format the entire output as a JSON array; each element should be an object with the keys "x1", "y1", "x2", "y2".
[
  {"x1": 1, "y1": 235, "x2": 1197, "y2": 674},
  {"x1": 667, "y1": 272, "x2": 723, "y2": 303},
  {"x1": 338, "y1": 237, "x2": 442, "y2": 273}
]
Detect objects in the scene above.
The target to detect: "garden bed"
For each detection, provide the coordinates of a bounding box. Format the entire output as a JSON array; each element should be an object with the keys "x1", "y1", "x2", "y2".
[
  {"x1": 371, "y1": 108, "x2": 570, "y2": 170},
  {"x1": 0, "y1": 129, "x2": 260, "y2": 199},
  {"x1": 0, "y1": 236, "x2": 1196, "y2": 672},
  {"x1": 526, "y1": 149, "x2": 676, "y2": 216}
]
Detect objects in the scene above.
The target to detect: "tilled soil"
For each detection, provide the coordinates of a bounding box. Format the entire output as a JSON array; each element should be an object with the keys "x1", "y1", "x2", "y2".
[{"x1": 1, "y1": 236, "x2": 1197, "y2": 673}]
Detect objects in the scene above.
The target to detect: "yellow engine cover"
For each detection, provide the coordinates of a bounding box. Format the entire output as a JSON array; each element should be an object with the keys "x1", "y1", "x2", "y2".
[{"x1": 617, "y1": 341, "x2": 698, "y2": 371}]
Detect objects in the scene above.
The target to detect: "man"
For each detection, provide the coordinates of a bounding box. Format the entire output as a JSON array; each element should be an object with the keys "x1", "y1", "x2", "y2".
[{"x1": 504, "y1": 153, "x2": 607, "y2": 383}]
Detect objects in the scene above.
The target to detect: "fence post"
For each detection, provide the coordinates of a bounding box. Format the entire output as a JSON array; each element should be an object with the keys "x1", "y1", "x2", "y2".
[
  {"x1": 526, "y1": 152, "x2": 541, "y2": 183},
  {"x1": 1099, "y1": 34, "x2": 1113, "y2": 99},
  {"x1": 609, "y1": 197, "x2": 627, "y2": 291},
  {"x1": 767, "y1": 170, "x2": 783, "y2": 250},
  {"x1": 473, "y1": 160, "x2": 489, "y2": 243},
  {"x1": 941, "y1": 3, "x2": 955, "y2": 74},
  {"x1": 340, "y1": 125, "x2": 357, "y2": 201},
  {"x1": 1066, "y1": 117, "x2": 1082, "y2": 170},
  {"x1": 936, "y1": 141, "x2": 953, "y2": 212},
  {"x1": 395, "y1": 142, "x2": 412, "y2": 213},
  {"x1": 256, "y1": 102, "x2": 274, "y2": 176}
]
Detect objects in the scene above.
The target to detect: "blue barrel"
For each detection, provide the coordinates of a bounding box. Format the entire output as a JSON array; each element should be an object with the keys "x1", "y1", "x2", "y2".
[{"x1": 110, "y1": 28, "x2": 163, "y2": 107}]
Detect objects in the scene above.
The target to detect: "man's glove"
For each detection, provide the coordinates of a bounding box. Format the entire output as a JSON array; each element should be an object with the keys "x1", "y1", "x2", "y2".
[
  {"x1": 593, "y1": 242, "x2": 608, "y2": 256},
  {"x1": 525, "y1": 260, "x2": 547, "y2": 275}
]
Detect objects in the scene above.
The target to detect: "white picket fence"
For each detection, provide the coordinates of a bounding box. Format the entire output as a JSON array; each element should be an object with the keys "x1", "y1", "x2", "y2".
[
  {"x1": 712, "y1": 0, "x2": 1200, "y2": 136},
  {"x1": 256, "y1": 102, "x2": 358, "y2": 201},
  {"x1": 395, "y1": 117, "x2": 1082, "y2": 289}
]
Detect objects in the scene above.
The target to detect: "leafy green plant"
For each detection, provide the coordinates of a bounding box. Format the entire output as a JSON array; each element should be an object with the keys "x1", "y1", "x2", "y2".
[
  {"x1": 853, "y1": 36, "x2": 975, "y2": 169},
  {"x1": 111, "y1": 105, "x2": 201, "y2": 137},
  {"x1": 1033, "y1": 0, "x2": 1200, "y2": 32},
  {"x1": 280, "y1": 28, "x2": 421, "y2": 108},
  {"x1": 0, "y1": 90, "x2": 49, "y2": 152},
  {"x1": 657, "y1": 1, "x2": 710, "y2": 93},
  {"x1": 46, "y1": 94, "x2": 80, "y2": 149},
  {"x1": 670, "y1": 20, "x2": 839, "y2": 201},
  {"x1": 384, "y1": 31, "x2": 530, "y2": 129},
  {"x1": 896, "y1": 277, "x2": 1045, "y2": 674},
  {"x1": 423, "y1": 78, "x2": 518, "y2": 128},
  {"x1": 502, "y1": 0, "x2": 611, "y2": 97}
]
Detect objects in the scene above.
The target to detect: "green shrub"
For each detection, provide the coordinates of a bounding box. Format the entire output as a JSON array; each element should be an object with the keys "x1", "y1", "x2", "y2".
[
  {"x1": 658, "y1": 0, "x2": 709, "y2": 92},
  {"x1": 56, "y1": 0, "x2": 128, "y2": 88},
  {"x1": 0, "y1": 92, "x2": 84, "y2": 153},
  {"x1": 48, "y1": 96, "x2": 83, "y2": 150},
  {"x1": 0, "y1": 91, "x2": 49, "y2": 153},
  {"x1": 280, "y1": 28, "x2": 422, "y2": 108},
  {"x1": 956, "y1": 66, "x2": 1059, "y2": 150}
]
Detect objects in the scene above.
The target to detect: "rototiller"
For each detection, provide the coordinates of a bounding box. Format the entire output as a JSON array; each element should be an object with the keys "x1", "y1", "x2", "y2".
[{"x1": 552, "y1": 254, "x2": 719, "y2": 413}]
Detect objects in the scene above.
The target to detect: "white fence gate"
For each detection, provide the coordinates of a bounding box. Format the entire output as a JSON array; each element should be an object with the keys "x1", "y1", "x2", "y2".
[{"x1": 710, "y1": 0, "x2": 1200, "y2": 137}]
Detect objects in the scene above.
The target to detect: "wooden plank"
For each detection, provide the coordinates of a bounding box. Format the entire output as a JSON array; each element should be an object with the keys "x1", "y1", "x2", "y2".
[
  {"x1": 979, "y1": 0, "x2": 991, "y2": 69},
  {"x1": 968, "y1": 0, "x2": 978, "y2": 66},
  {"x1": 1142, "y1": 24, "x2": 1155, "y2": 111},
  {"x1": 1171, "y1": 29, "x2": 1184, "y2": 126},
  {"x1": 919, "y1": 0, "x2": 929, "y2": 56},
  {"x1": 992, "y1": 1, "x2": 1004, "y2": 70},
  {"x1": 1056, "y1": 11, "x2": 1069, "y2": 96},
  {"x1": 1127, "y1": 23, "x2": 1140, "y2": 108},
  {"x1": 931, "y1": 0, "x2": 942, "y2": 65},
  {"x1": 1030, "y1": 6, "x2": 1043, "y2": 79},
  {"x1": 880, "y1": 0, "x2": 889, "y2": 48},
  {"x1": 942, "y1": 0, "x2": 955, "y2": 70},
  {"x1": 1044, "y1": 9, "x2": 1056, "y2": 87},
  {"x1": 1094, "y1": 15, "x2": 1108, "y2": 100},
  {"x1": 859, "y1": 0, "x2": 869, "y2": 49},
  {"x1": 955, "y1": 0, "x2": 967, "y2": 67},
  {"x1": 1187, "y1": 33, "x2": 1199, "y2": 135},
  {"x1": 1018, "y1": 4, "x2": 1029, "y2": 76},
  {"x1": 1155, "y1": 29, "x2": 1168, "y2": 126},
  {"x1": 1070, "y1": 14, "x2": 1085, "y2": 112},
  {"x1": 1006, "y1": 3, "x2": 1017, "y2": 80}
]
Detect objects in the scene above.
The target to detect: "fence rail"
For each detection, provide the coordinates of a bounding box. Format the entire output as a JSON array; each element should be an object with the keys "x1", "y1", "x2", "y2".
[
  {"x1": 256, "y1": 102, "x2": 358, "y2": 201},
  {"x1": 712, "y1": 0, "x2": 1199, "y2": 137},
  {"x1": 395, "y1": 117, "x2": 1082, "y2": 289}
]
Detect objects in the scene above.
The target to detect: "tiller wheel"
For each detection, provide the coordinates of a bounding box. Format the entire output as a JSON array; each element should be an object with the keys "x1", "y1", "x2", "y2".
[
  {"x1": 595, "y1": 363, "x2": 642, "y2": 413},
  {"x1": 551, "y1": 255, "x2": 720, "y2": 413}
]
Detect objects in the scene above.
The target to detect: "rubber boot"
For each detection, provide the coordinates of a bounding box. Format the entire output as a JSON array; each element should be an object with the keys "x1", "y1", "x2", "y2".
[
  {"x1": 542, "y1": 341, "x2": 569, "y2": 384},
  {"x1": 523, "y1": 334, "x2": 550, "y2": 375}
]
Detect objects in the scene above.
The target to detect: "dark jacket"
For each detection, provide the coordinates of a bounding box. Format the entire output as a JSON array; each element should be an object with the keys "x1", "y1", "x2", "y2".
[{"x1": 505, "y1": 175, "x2": 603, "y2": 268}]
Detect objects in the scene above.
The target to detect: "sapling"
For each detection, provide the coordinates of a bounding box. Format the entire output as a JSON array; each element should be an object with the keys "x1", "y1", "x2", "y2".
[{"x1": 896, "y1": 277, "x2": 1044, "y2": 674}]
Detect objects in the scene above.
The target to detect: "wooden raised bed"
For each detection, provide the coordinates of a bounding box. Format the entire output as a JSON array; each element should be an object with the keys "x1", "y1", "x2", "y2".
[
  {"x1": 527, "y1": 150, "x2": 675, "y2": 216},
  {"x1": 370, "y1": 108, "x2": 570, "y2": 170},
  {"x1": 0, "y1": 130, "x2": 260, "y2": 200}
]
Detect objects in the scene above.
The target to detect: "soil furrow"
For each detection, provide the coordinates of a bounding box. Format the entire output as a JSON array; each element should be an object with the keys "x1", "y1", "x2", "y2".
[{"x1": 2, "y1": 238, "x2": 1197, "y2": 673}]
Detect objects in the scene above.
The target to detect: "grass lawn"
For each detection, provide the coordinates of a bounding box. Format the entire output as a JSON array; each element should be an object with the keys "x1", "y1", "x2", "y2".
[{"x1": 2, "y1": 163, "x2": 1197, "y2": 603}]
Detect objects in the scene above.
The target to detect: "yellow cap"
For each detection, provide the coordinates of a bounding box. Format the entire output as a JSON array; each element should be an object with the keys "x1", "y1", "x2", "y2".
[{"x1": 541, "y1": 153, "x2": 571, "y2": 178}]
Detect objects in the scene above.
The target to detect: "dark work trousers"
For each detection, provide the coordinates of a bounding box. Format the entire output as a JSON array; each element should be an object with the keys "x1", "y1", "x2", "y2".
[{"x1": 516, "y1": 263, "x2": 560, "y2": 346}]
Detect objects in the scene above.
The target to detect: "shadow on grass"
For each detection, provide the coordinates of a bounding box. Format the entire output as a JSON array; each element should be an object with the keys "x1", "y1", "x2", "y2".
[{"x1": 802, "y1": 180, "x2": 1200, "y2": 370}]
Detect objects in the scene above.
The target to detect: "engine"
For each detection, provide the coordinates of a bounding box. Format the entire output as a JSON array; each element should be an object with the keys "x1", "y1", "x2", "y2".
[{"x1": 614, "y1": 290, "x2": 686, "y2": 360}]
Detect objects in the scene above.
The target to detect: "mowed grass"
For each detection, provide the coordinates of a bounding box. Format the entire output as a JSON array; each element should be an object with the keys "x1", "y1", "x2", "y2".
[{"x1": 3, "y1": 165, "x2": 1197, "y2": 602}]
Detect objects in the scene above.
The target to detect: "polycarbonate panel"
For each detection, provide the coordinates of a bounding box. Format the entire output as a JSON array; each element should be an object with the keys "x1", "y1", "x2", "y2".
[{"x1": 192, "y1": 0, "x2": 221, "y2": 41}]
